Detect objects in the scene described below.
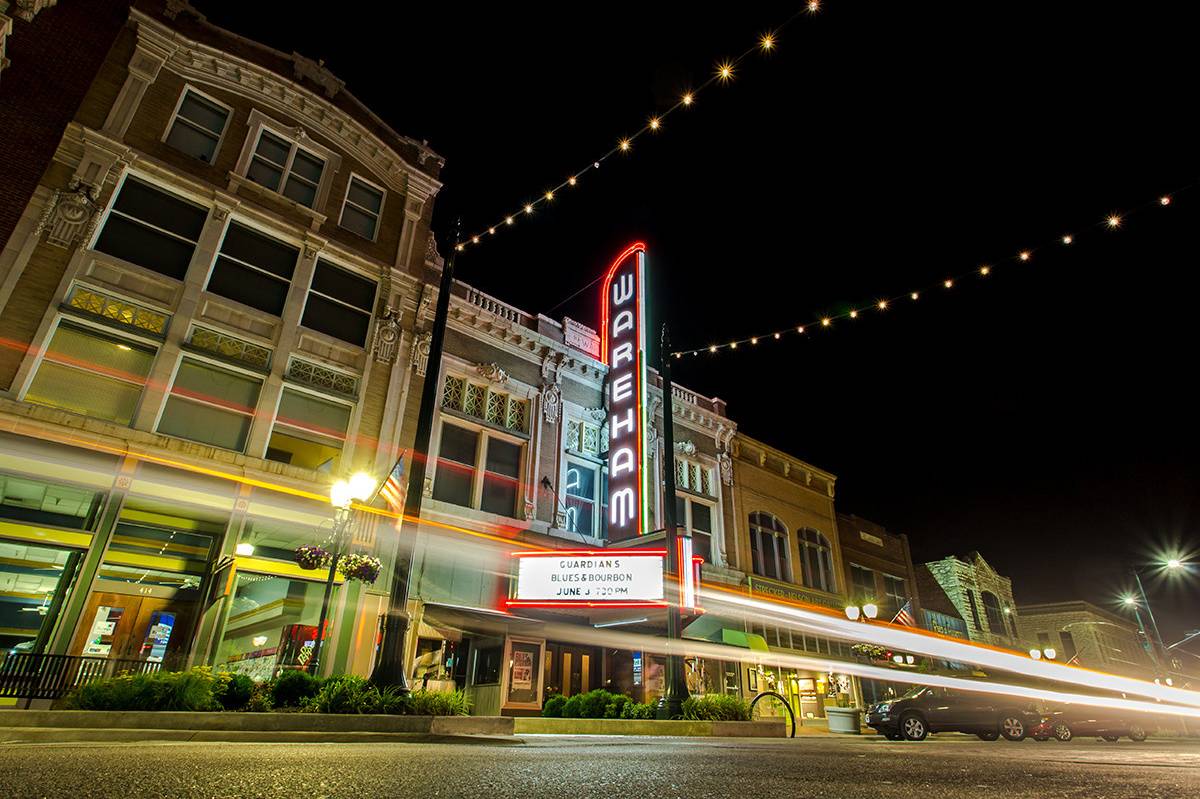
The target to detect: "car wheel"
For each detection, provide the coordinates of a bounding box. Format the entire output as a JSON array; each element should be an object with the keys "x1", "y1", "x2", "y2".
[
  {"x1": 1000, "y1": 715, "x2": 1027, "y2": 741},
  {"x1": 1053, "y1": 724, "x2": 1073, "y2": 742},
  {"x1": 977, "y1": 729, "x2": 1000, "y2": 741},
  {"x1": 1102, "y1": 735, "x2": 1120, "y2": 742},
  {"x1": 900, "y1": 712, "x2": 928, "y2": 741},
  {"x1": 1128, "y1": 725, "x2": 1148, "y2": 742}
]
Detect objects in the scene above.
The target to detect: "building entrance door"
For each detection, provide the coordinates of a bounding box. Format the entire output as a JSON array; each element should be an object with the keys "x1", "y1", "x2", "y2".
[
  {"x1": 546, "y1": 643, "x2": 599, "y2": 697},
  {"x1": 69, "y1": 583, "x2": 198, "y2": 664}
]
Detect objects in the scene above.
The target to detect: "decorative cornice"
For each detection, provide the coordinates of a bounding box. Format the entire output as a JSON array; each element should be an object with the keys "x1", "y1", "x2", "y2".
[{"x1": 131, "y1": 10, "x2": 442, "y2": 204}]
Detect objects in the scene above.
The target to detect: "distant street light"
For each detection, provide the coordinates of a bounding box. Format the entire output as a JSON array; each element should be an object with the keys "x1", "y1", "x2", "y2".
[
  {"x1": 845, "y1": 603, "x2": 879, "y2": 622},
  {"x1": 1029, "y1": 647, "x2": 1057, "y2": 661}
]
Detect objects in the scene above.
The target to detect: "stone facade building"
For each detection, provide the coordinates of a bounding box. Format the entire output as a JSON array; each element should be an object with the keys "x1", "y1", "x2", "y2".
[
  {"x1": 1017, "y1": 601, "x2": 1156, "y2": 680},
  {"x1": 923, "y1": 552, "x2": 1021, "y2": 648}
]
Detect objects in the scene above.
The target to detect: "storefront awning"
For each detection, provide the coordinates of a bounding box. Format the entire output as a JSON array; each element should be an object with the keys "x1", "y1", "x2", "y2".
[{"x1": 683, "y1": 614, "x2": 769, "y2": 652}]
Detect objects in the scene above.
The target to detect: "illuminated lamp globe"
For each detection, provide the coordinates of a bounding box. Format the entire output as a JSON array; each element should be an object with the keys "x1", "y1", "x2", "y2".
[
  {"x1": 905, "y1": 655, "x2": 915, "y2": 665},
  {"x1": 1043, "y1": 648, "x2": 1057, "y2": 660},
  {"x1": 1123, "y1": 596, "x2": 1138, "y2": 607},
  {"x1": 348, "y1": 472, "x2": 377, "y2": 502},
  {"x1": 862, "y1": 602, "x2": 879, "y2": 620},
  {"x1": 892, "y1": 655, "x2": 904, "y2": 664},
  {"x1": 845, "y1": 606, "x2": 861, "y2": 621},
  {"x1": 1029, "y1": 649, "x2": 1042, "y2": 660},
  {"x1": 235, "y1": 542, "x2": 255, "y2": 557},
  {"x1": 1166, "y1": 677, "x2": 1174, "y2": 686},
  {"x1": 1167, "y1": 558, "x2": 1183, "y2": 570},
  {"x1": 330, "y1": 480, "x2": 354, "y2": 509}
]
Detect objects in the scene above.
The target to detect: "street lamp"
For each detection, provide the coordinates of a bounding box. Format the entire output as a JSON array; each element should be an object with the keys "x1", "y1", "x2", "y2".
[
  {"x1": 1029, "y1": 647, "x2": 1056, "y2": 661},
  {"x1": 309, "y1": 472, "x2": 376, "y2": 675},
  {"x1": 845, "y1": 603, "x2": 879, "y2": 622}
]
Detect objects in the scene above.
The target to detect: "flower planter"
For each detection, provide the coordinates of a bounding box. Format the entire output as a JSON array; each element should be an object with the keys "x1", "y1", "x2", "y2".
[{"x1": 825, "y1": 706, "x2": 862, "y2": 734}]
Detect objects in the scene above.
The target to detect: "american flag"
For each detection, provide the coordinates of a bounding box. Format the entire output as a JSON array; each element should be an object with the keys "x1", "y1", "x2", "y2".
[
  {"x1": 379, "y1": 455, "x2": 406, "y2": 512},
  {"x1": 891, "y1": 599, "x2": 917, "y2": 627}
]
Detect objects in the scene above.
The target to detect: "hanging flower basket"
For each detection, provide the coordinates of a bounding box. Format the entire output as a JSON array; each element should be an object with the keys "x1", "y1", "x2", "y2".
[
  {"x1": 850, "y1": 643, "x2": 889, "y2": 661},
  {"x1": 340, "y1": 552, "x2": 383, "y2": 585},
  {"x1": 295, "y1": 545, "x2": 332, "y2": 571}
]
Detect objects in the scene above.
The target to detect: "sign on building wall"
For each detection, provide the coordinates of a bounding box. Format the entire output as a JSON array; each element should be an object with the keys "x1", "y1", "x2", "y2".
[
  {"x1": 601, "y1": 242, "x2": 649, "y2": 541},
  {"x1": 508, "y1": 549, "x2": 666, "y2": 607}
]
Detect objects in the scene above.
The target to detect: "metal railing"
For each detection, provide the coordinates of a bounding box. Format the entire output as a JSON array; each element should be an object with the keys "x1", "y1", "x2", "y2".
[{"x1": 0, "y1": 653, "x2": 165, "y2": 700}]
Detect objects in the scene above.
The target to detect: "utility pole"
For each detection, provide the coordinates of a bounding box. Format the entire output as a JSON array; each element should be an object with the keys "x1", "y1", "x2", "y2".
[
  {"x1": 656, "y1": 323, "x2": 690, "y2": 718},
  {"x1": 371, "y1": 220, "x2": 460, "y2": 689}
]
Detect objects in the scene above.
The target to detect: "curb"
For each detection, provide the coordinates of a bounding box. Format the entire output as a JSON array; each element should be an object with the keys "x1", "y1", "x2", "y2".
[{"x1": 0, "y1": 727, "x2": 522, "y2": 746}]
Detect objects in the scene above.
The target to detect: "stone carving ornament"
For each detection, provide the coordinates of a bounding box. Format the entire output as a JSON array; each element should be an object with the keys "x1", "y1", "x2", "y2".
[
  {"x1": 35, "y1": 180, "x2": 100, "y2": 249},
  {"x1": 372, "y1": 306, "x2": 402, "y2": 364},
  {"x1": 717, "y1": 452, "x2": 733, "y2": 486},
  {"x1": 476, "y1": 362, "x2": 508, "y2": 385},
  {"x1": 410, "y1": 331, "x2": 432, "y2": 377}
]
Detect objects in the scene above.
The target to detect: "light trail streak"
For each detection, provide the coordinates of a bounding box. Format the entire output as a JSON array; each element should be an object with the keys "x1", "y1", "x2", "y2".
[{"x1": 701, "y1": 585, "x2": 1200, "y2": 709}]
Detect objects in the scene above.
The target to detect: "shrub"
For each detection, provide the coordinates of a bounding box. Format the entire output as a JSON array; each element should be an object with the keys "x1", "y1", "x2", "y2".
[
  {"x1": 681, "y1": 693, "x2": 751, "y2": 722},
  {"x1": 65, "y1": 668, "x2": 220, "y2": 712},
  {"x1": 542, "y1": 694, "x2": 567, "y2": 717},
  {"x1": 561, "y1": 695, "x2": 585, "y2": 718},
  {"x1": 303, "y1": 675, "x2": 381, "y2": 714},
  {"x1": 214, "y1": 672, "x2": 254, "y2": 711},
  {"x1": 604, "y1": 694, "x2": 632, "y2": 719},
  {"x1": 246, "y1": 682, "x2": 273, "y2": 713},
  {"x1": 620, "y1": 701, "x2": 656, "y2": 720},
  {"x1": 271, "y1": 669, "x2": 322, "y2": 708},
  {"x1": 407, "y1": 689, "x2": 471, "y2": 717},
  {"x1": 578, "y1": 689, "x2": 615, "y2": 719}
]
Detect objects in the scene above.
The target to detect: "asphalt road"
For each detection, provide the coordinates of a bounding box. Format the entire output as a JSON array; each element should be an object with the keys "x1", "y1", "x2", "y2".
[{"x1": 1, "y1": 735, "x2": 1197, "y2": 799}]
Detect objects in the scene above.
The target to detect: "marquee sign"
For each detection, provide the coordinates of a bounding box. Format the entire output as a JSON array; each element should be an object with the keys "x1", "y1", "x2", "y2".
[
  {"x1": 508, "y1": 550, "x2": 667, "y2": 608},
  {"x1": 601, "y1": 242, "x2": 649, "y2": 541}
]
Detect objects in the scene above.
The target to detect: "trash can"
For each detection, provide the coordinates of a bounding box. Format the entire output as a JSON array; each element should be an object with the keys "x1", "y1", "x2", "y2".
[{"x1": 825, "y1": 706, "x2": 862, "y2": 734}]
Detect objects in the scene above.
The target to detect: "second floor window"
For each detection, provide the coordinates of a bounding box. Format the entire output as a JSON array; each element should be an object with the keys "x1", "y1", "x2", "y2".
[
  {"x1": 965, "y1": 590, "x2": 983, "y2": 630},
  {"x1": 207, "y1": 222, "x2": 298, "y2": 316},
  {"x1": 849, "y1": 563, "x2": 875, "y2": 604},
  {"x1": 247, "y1": 129, "x2": 325, "y2": 208},
  {"x1": 882, "y1": 574, "x2": 907, "y2": 616},
  {"x1": 674, "y1": 494, "x2": 714, "y2": 563},
  {"x1": 565, "y1": 459, "x2": 607, "y2": 539},
  {"x1": 432, "y1": 421, "x2": 523, "y2": 518},
  {"x1": 442, "y1": 375, "x2": 527, "y2": 434},
  {"x1": 157, "y1": 358, "x2": 262, "y2": 453},
  {"x1": 23, "y1": 319, "x2": 155, "y2": 425},
  {"x1": 797, "y1": 528, "x2": 836, "y2": 593},
  {"x1": 94, "y1": 177, "x2": 207, "y2": 280},
  {"x1": 301, "y1": 260, "x2": 376, "y2": 346},
  {"x1": 266, "y1": 388, "x2": 352, "y2": 473},
  {"x1": 749, "y1": 511, "x2": 790, "y2": 582},
  {"x1": 981, "y1": 590, "x2": 1006, "y2": 632},
  {"x1": 165, "y1": 88, "x2": 230, "y2": 163}
]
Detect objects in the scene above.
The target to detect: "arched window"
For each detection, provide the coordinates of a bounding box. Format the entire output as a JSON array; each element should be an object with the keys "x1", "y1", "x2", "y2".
[
  {"x1": 748, "y1": 512, "x2": 790, "y2": 582},
  {"x1": 797, "y1": 528, "x2": 836, "y2": 593},
  {"x1": 981, "y1": 591, "x2": 1005, "y2": 632}
]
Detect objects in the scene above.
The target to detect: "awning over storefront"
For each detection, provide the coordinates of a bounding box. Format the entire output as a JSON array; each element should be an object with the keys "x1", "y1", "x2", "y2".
[{"x1": 683, "y1": 613, "x2": 769, "y2": 652}]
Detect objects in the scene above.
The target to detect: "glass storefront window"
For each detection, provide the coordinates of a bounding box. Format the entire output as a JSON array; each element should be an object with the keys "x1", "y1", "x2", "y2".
[
  {"x1": 216, "y1": 573, "x2": 327, "y2": 682},
  {"x1": 0, "y1": 541, "x2": 77, "y2": 654},
  {"x1": 0, "y1": 473, "x2": 100, "y2": 530}
]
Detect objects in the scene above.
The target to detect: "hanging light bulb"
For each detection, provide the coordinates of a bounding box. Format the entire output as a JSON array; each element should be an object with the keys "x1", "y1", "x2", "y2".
[
  {"x1": 878, "y1": 300, "x2": 888, "y2": 310},
  {"x1": 568, "y1": 176, "x2": 577, "y2": 186},
  {"x1": 717, "y1": 62, "x2": 734, "y2": 82},
  {"x1": 506, "y1": 216, "x2": 515, "y2": 225},
  {"x1": 797, "y1": 326, "x2": 805, "y2": 334},
  {"x1": 751, "y1": 337, "x2": 758, "y2": 344},
  {"x1": 1160, "y1": 196, "x2": 1171, "y2": 206},
  {"x1": 807, "y1": 0, "x2": 821, "y2": 12},
  {"x1": 649, "y1": 117, "x2": 661, "y2": 131},
  {"x1": 682, "y1": 92, "x2": 694, "y2": 106},
  {"x1": 849, "y1": 310, "x2": 858, "y2": 319},
  {"x1": 943, "y1": 279, "x2": 953, "y2": 288},
  {"x1": 821, "y1": 317, "x2": 831, "y2": 327},
  {"x1": 545, "y1": 190, "x2": 554, "y2": 201},
  {"x1": 979, "y1": 265, "x2": 990, "y2": 275},
  {"x1": 1062, "y1": 234, "x2": 1073, "y2": 244},
  {"x1": 760, "y1": 33, "x2": 776, "y2": 51},
  {"x1": 1107, "y1": 214, "x2": 1121, "y2": 228},
  {"x1": 524, "y1": 203, "x2": 534, "y2": 214},
  {"x1": 1019, "y1": 251, "x2": 1031, "y2": 261},
  {"x1": 774, "y1": 332, "x2": 781, "y2": 339},
  {"x1": 488, "y1": 227, "x2": 495, "y2": 235},
  {"x1": 472, "y1": 235, "x2": 480, "y2": 244},
  {"x1": 619, "y1": 138, "x2": 631, "y2": 152},
  {"x1": 910, "y1": 291, "x2": 919, "y2": 300}
]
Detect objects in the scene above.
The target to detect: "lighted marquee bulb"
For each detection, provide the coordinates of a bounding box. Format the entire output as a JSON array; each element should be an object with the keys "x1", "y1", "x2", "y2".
[
  {"x1": 1062, "y1": 234, "x2": 1073, "y2": 244},
  {"x1": 1019, "y1": 251, "x2": 1031, "y2": 261},
  {"x1": 1107, "y1": 214, "x2": 1121, "y2": 228},
  {"x1": 682, "y1": 92, "x2": 694, "y2": 106}
]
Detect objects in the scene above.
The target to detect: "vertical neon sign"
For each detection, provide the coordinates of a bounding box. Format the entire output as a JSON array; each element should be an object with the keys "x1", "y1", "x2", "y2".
[{"x1": 601, "y1": 242, "x2": 648, "y2": 541}]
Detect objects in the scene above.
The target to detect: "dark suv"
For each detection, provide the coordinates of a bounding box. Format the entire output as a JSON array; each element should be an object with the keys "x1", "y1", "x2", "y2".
[{"x1": 866, "y1": 686, "x2": 1039, "y2": 741}]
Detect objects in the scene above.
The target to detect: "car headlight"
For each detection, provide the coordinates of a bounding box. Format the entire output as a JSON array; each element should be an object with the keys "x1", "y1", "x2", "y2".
[{"x1": 876, "y1": 703, "x2": 891, "y2": 713}]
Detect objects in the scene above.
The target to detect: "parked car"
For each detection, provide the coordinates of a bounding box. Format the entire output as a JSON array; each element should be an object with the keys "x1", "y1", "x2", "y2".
[
  {"x1": 866, "y1": 686, "x2": 1039, "y2": 741},
  {"x1": 1029, "y1": 709, "x2": 1150, "y2": 742}
]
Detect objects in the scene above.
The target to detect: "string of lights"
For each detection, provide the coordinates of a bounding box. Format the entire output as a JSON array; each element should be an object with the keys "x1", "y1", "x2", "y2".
[
  {"x1": 454, "y1": 1, "x2": 825, "y2": 253},
  {"x1": 671, "y1": 186, "x2": 1190, "y2": 358}
]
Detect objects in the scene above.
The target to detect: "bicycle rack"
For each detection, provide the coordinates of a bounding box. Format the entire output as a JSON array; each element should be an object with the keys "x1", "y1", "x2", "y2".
[{"x1": 750, "y1": 690, "x2": 796, "y2": 738}]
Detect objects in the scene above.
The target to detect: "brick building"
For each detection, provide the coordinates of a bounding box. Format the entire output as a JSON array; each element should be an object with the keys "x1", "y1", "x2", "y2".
[
  {"x1": 1017, "y1": 601, "x2": 1156, "y2": 680},
  {"x1": 923, "y1": 552, "x2": 1021, "y2": 649}
]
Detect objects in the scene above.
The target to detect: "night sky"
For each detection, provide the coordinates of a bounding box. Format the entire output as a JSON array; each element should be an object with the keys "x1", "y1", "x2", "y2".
[{"x1": 194, "y1": 2, "x2": 1199, "y2": 647}]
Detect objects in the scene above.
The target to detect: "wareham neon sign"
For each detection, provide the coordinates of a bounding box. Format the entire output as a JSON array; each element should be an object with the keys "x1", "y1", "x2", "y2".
[{"x1": 601, "y1": 242, "x2": 649, "y2": 541}]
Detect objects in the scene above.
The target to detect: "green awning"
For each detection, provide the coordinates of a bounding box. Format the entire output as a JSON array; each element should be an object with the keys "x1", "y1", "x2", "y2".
[
  {"x1": 684, "y1": 615, "x2": 770, "y2": 653},
  {"x1": 721, "y1": 629, "x2": 771, "y2": 652}
]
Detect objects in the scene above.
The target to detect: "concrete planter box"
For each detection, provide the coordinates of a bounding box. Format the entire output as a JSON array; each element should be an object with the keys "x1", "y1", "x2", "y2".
[
  {"x1": 0, "y1": 709, "x2": 513, "y2": 737},
  {"x1": 514, "y1": 717, "x2": 785, "y2": 737},
  {"x1": 825, "y1": 707, "x2": 862, "y2": 734}
]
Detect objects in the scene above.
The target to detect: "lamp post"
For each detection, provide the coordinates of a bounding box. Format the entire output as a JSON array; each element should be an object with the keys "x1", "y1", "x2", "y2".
[
  {"x1": 844, "y1": 603, "x2": 879, "y2": 622},
  {"x1": 1028, "y1": 647, "x2": 1057, "y2": 661},
  {"x1": 656, "y1": 323, "x2": 690, "y2": 719},
  {"x1": 310, "y1": 472, "x2": 376, "y2": 675},
  {"x1": 371, "y1": 220, "x2": 460, "y2": 689}
]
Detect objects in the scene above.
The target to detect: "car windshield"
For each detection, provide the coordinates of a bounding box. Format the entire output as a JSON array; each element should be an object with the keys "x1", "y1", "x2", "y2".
[{"x1": 896, "y1": 685, "x2": 929, "y2": 700}]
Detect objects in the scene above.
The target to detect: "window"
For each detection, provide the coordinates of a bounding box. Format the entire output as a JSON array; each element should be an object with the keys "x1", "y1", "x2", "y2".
[
  {"x1": 1037, "y1": 632, "x2": 1051, "y2": 648},
  {"x1": 300, "y1": 260, "x2": 376, "y2": 346},
  {"x1": 24, "y1": 320, "x2": 155, "y2": 424},
  {"x1": 882, "y1": 574, "x2": 907, "y2": 616},
  {"x1": 165, "y1": 88, "x2": 230, "y2": 163},
  {"x1": 339, "y1": 175, "x2": 384, "y2": 240},
  {"x1": 473, "y1": 645, "x2": 503, "y2": 685},
  {"x1": 565, "y1": 459, "x2": 606, "y2": 539},
  {"x1": 215, "y1": 573, "x2": 327, "y2": 681},
  {"x1": 748, "y1": 512, "x2": 790, "y2": 582},
  {"x1": 674, "y1": 495, "x2": 714, "y2": 563},
  {"x1": 157, "y1": 358, "x2": 262, "y2": 452},
  {"x1": 93, "y1": 177, "x2": 207, "y2": 279},
  {"x1": 565, "y1": 419, "x2": 603, "y2": 455},
  {"x1": 1058, "y1": 631, "x2": 1077, "y2": 662},
  {"x1": 246, "y1": 128, "x2": 325, "y2": 208},
  {"x1": 266, "y1": 388, "x2": 352, "y2": 472},
  {"x1": 675, "y1": 457, "x2": 713, "y2": 497},
  {"x1": 981, "y1": 591, "x2": 1006, "y2": 632},
  {"x1": 965, "y1": 590, "x2": 983, "y2": 631},
  {"x1": 797, "y1": 528, "x2": 836, "y2": 593},
  {"x1": 441, "y1": 375, "x2": 528, "y2": 434},
  {"x1": 0, "y1": 474, "x2": 100, "y2": 530},
  {"x1": 431, "y1": 421, "x2": 524, "y2": 518},
  {"x1": 207, "y1": 222, "x2": 298, "y2": 316},
  {"x1": 849, "y1": 563, "x2": 875, "y2": 603}
]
